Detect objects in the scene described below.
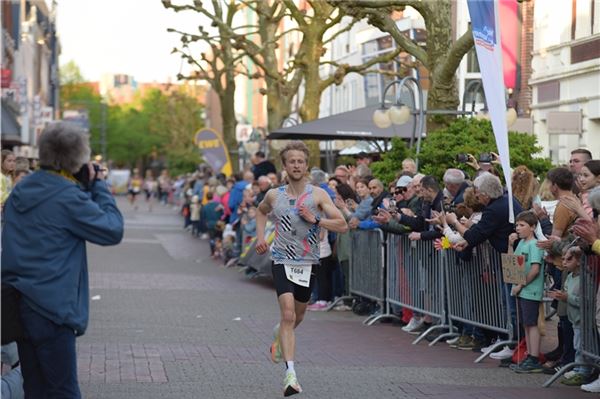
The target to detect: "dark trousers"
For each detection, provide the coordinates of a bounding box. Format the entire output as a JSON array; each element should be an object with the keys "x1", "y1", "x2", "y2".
[
  {"x1": 17, "y1": 300, "x2": 81, "y2": 399},
  {"x1": 331, "y1": 258, "x2": 344, "y2": 298},
  {"x1": 317, "y1": 255, "x2": 336, "y2": 302},
  {"x1": 558, "y1": 316, "x2": 575, "y2": 365}
]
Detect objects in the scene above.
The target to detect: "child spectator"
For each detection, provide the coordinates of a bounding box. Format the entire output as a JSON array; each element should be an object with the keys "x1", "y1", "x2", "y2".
[
  {"x1": 508, "y1": 210, "x2": 545, "y2": 373},
  {"x1": 201, "y1": 192, "x2": 224, "y2": 256},
  {"x1": 190, "y1": 195, "x2": 201, "y2": 237},
  {"x1": 242, "y1": 206, "x2": 257, "y2": 243},
  {"x1": 550, "y1": 246, "x2": 593, "y2": 386}
]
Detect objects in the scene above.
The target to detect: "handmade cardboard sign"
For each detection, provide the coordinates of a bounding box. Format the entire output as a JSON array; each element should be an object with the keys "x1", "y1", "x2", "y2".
[{"x1": 501, "y1": 254, "x2": 527, "y2": 285}]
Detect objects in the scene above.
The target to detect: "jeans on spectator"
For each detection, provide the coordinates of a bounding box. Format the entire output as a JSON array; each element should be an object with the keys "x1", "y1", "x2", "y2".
[
  {"x1": 191, "y1": 220, "x2": 200, "y2": 236},
  {"x1": 1, "y1": 366, "x2": 23, "y2": 399},
  {"x1": 503, "y1": 283, "x2": 520, "y2": 339},
  {"x1": 17, "y1": 300, "x2": 81, "y2": 399},
  {"x1": 572, "y1": 326, "x2": 592, "y2": 375},
  {"x1": 558, "y1": 316, "x2": 576, "y2": 366}
]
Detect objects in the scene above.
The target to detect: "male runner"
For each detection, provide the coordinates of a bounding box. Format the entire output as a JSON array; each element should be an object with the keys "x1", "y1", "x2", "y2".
[{"x1": 256, "y1": 141, "x2": 348, "y2": 396}]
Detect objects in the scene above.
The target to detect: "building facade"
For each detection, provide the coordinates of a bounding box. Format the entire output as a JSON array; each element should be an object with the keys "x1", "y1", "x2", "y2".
[
  {"x1": 1, "y1": 0, "x2": 59, "y2": 157},
  {"x1": 530, "y1": 0, "x2": 600, "y2": 163}
]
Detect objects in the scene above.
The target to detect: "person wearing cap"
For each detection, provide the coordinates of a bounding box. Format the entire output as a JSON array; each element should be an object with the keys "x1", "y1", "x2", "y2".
[
  {"x1": 356, "y1": 151, "x2": 371, "y2": 167},
  {"x1": 372, "y1": 174, "x2": 421, "y2": 234}
]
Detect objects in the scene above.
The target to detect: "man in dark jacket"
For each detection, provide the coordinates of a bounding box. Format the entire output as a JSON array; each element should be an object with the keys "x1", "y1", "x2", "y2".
[
  {"x1": 251, "y1": 151, "x2": 276, "y2": 180},
  {"x1": 2, "y1": 122, "x2": 124, "y2": 398},
  {"x1": 398, "y1": 175, "x2": 444, "y2": 241},
  {"x1": 451, "y1": 172, "x2": 522, "y2": 254}
]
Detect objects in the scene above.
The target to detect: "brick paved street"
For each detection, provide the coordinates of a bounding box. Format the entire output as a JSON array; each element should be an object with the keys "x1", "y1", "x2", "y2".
[{"x1": 79, "y1": 197, "x2": 589, "y2": 399}]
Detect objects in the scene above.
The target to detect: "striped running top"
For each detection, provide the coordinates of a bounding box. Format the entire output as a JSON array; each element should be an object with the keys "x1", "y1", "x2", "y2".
[{"x1": 271, "y1": 184, "x2": 321, "y2": 266}]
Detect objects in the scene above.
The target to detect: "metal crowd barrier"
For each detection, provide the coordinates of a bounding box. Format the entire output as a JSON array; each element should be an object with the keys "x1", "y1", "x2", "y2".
[
  {"x1": 382, "y1": 233, "x2": 451, "y2": 345},
  {"x1": 544, "y1": 254, "x2": 600, "y2": 387},
  {"x1": 445, "y1": 243, "x2": 516, "y2": 363},
  {"x1": 329, "y1": 229, "x2": 386, "y2": 325}
]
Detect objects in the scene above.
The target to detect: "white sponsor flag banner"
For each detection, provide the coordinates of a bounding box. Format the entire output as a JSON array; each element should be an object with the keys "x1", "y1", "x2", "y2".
[{"x1": 467, "y1": 0, "x2": 514, "y2": 222}]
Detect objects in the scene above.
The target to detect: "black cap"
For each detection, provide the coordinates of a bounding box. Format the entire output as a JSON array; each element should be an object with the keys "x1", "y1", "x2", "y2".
[{"x1": 356, "y1": 151, "x2": 369, "y2": 159}]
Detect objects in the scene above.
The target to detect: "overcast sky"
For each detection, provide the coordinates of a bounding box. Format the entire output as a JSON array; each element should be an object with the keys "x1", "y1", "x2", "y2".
[{"x1": 56, "y1": 0, "x2": 206, "y2": 83}]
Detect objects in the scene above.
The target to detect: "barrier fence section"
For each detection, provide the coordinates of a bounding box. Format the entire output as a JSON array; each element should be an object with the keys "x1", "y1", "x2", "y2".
[
  {"x1": 385, "y1": 233, "x2": 451, "y2": 345},
  {"x1": 445, "y1": 243, "x2": 516, "y2": 363},
  {"x1": 544, "y1": 254, "x2": 600, "y2": 387},
  {"x1": 338, "y1": 229, "x2": 386, "y2": 324}
]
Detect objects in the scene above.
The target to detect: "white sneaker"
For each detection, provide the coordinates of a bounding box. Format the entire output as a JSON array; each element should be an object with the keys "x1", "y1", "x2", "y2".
[
  {"x1": 401, "y1": 317, "x2": 423, "y2": 332},
  {"x1": 489, "y1": 346, "x2": 514, "y2": 360},
  {"x1": 581, "y1": 377, "x2": 600, "y2": 393},
  {"x1": 446, "y1": 336, "x2": 460, "y2": 345}
]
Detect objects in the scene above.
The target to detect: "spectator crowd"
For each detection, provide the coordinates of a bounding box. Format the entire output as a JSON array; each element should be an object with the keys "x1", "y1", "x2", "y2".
[{"x1": 3, "y1": 145, "x2": 600, "y2": 394}]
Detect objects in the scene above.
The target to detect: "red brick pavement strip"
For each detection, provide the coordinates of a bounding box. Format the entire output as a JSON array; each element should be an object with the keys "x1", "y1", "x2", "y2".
[{"x1": 78, "y1": 343, "x2": 169, "y2": 383}]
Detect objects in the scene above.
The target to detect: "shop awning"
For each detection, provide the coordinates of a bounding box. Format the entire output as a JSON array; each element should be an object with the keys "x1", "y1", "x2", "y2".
[{"x1": 267, "y1": 105, "x2": 416, "y2": 141}]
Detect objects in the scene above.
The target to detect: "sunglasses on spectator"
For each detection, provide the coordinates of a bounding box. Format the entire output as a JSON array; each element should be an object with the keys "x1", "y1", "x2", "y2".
[{"x1": 394, "y1": 187, "x2": 407, "y2": 195}]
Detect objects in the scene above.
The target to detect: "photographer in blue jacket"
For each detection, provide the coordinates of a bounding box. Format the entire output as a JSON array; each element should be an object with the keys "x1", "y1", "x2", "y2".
[{"x1": 1, "y1": 122, "x2": 124, "y2": 398}]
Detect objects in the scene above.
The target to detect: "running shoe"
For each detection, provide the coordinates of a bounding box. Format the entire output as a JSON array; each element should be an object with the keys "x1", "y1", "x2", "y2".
[
  {"x1": 283, "y1": 372, "x2": 302, "y2": 397},
  {"x1": 489, "y1": 346, "x2": 514, "y2": 360},
  {"x1": 581, "y1": 377, "x2": 600, "y2": 393},
  {"x1": 561, "y1": 373, "x2": 590, "y2": 386},
  {"x1": 270, "y1": 323, "x2": 282, "y2": 364},
  {"x1": 513, "y1": 356, "x2": 543, "y2": 373},
  {"x1": 401, "y1": 317, "x2": 423, "y2": 332}
]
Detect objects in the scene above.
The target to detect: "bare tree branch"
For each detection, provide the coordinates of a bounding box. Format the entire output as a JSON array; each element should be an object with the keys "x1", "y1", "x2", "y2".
[{"x1": 436, "y1": 26, "x2": 474, "y2": 83}]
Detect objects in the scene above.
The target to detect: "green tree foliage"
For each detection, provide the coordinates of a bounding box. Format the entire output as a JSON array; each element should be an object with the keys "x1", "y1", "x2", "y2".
[
  {"x1": 60, "y1": 62, "x2": 204, "y2": 174},
  {"x1": 369, "y1": 138, "x2": 410, "y2": 184},
  {"x1": 107, "y1": 88, "x2": 205, "y2": 175},
  {"x1": 371, "y1": 118, "x2": 552, "y2": 183}
]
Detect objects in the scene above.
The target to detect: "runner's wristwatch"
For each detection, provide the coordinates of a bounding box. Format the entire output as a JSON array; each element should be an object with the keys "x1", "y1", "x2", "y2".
[{"x1": 314, "y1": 216, "x2": 321, "y2": 226}]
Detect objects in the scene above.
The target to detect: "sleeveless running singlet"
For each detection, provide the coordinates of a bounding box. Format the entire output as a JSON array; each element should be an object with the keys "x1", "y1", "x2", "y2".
[{"x1": 271, "y1": 185, "x2": 321, "y2": 266}]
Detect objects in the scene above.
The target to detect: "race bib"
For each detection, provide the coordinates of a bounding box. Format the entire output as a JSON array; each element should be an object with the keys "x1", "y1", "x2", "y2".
[{"x1": 284, "y1": 264, "x2": 312, "y2": 287}]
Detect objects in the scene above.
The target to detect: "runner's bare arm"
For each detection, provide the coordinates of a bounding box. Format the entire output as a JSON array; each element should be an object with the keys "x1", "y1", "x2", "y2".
[
  {"x1": 314, "y1": 187, "x2": 348, "y2": 233},
  {"x1": 256, "y1": 189, "x2": 275, "y2": 243}
]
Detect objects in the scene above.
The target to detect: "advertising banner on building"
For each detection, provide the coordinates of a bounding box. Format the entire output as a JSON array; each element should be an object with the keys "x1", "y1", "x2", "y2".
[
  {"x1": 467, "y1": 0, "x2": 514, "y2": 222},
  {"x1": 194, "y1": 128, "x2": 233, "y2": 177}
]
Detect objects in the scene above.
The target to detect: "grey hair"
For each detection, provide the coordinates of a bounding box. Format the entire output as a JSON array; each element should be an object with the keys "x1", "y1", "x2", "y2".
[
  {"x1": 257, "y1": 175, "x2": 271, "y2": 184},
  {"x1": 589, "y1": 187, "x2": 600, "y2": 211},
  {"x1": 473, "y1": 172, "x2": 503, "y2": 199},
  {"x1": 38, "y1": 122, "x2": 90, "y2": 173},
  {"x1": 356, "y1": 164, "x2": 372, "y2": 178},
  {"x1": 443, "y1": 168, "x2": 465, "y2": 185},
  {"x1": 310, "y1": 168, "x2": 327, "y2": 185},
  {"x1": 369, "y1": 178, "x2": 384, "y2": 189}
]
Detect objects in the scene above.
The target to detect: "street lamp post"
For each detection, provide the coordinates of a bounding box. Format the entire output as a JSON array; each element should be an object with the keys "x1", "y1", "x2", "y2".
[
  {"x1": 462, "y1": 79, "x2": 518, "y2": 126},
  {"x1": 373, "y1": 78, "x2": 518, "y2": 170}
]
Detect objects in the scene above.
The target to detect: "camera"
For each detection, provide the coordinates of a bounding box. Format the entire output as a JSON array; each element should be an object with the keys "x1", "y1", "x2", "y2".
[
  {"x1": 456, "y1": 153, "x2": 469, "y2": 163},
  {"x1": 443, "y1": 203, "x2": 456, "y2": 214},
  {"x1": 479, "y1": 152, "x2": 492, "y2": 163},
  {"x1": 74, "y1": 163, "x2": 101, "y2": 190}
]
